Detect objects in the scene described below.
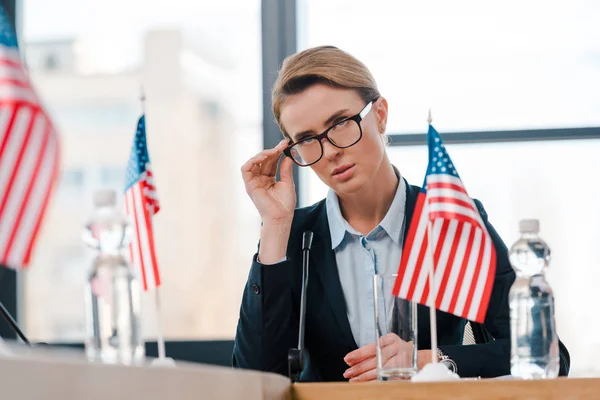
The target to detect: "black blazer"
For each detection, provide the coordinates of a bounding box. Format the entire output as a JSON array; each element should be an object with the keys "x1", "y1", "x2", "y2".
[{"x1": 232, "y1": 181, "x2": 570, "y2": 380}]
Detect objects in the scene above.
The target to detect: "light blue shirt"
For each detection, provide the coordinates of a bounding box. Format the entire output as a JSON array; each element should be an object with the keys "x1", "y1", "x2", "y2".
[{"x1": 326, "y1": 176, "x2": 407, "y2": 348}]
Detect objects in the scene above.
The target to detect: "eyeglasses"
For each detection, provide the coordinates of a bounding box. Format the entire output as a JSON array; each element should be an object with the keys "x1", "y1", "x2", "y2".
[{"x1": 283, "y1": 99, "x2": 376, "y2": 167}]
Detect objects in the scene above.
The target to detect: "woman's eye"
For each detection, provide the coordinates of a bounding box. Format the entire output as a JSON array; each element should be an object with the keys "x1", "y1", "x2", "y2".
[{"x1": 332, "y1": 120, "x2": 349, "y2": 130}]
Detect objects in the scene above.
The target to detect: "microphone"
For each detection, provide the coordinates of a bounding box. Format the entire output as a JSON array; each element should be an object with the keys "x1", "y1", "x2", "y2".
[{"x1": 288, "y1": 230, "x2": 313, "y2": 382}]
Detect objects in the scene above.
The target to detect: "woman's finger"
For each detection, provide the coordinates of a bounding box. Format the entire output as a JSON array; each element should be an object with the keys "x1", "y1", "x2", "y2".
[
  {"x1": 279, "y1": 155, "x2": 294, "y2": 184},
  {"x1": 260, "y1": 140, "x2": 288, "y2": 175},
  {"x1": 350, "y1": 368, "x2": 378, "y2": 382},
  {"x1": 343, "y1": 355, "x2": 376, "y2": 379}
]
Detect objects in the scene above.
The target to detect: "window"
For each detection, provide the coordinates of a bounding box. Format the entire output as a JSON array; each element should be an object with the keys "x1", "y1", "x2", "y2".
[
  {"x1": 100, "y1": 166, "x2": 126, "y2": 188},
  {"x1": 300, "y1": 0, "x2": 600, "y2": 377},
  {"x1": 22, "y1": 0, "x2": 263, "y2": 342},
  {"x1": 60, "y1": 168, "x2": 84, "y2": 189},
  {"x1": 299, "y1": 0, "x2": 600, "y2": 133}
]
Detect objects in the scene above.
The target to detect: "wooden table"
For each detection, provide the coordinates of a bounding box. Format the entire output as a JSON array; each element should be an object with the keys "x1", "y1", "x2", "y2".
[
  {"x1": 2, "y1": 342, "x2": 599, "y2": 400},
  {"x1": 292, "y1": 377, "x2": 600, "y2": 400}
]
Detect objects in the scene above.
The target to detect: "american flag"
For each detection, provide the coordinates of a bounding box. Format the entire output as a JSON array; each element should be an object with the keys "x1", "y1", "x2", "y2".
[
  {"x1": 393, "y1": 125, "x2": 496, "y2": 323},
  {"x1": 0, "y1": 7, "x2": 59, "y2": 268},
  {"x1": 124, "y1": 115, "x2": 161, "y2": 290}
]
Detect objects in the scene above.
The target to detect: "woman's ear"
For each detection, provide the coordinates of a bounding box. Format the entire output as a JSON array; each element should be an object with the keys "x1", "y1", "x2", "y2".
[{"x1": 374, "y1": 97, "x2": 388, "y2": 134}]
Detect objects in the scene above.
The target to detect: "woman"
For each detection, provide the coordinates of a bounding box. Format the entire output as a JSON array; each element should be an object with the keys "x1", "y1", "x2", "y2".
[{"x1": 233, "y1": 46, "x2": 569, "y2": 381}]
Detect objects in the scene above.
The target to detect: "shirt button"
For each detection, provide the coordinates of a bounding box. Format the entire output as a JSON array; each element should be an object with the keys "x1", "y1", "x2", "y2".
[{"x1": 251, "y1": 284, "x2": 261, "y2": 295}]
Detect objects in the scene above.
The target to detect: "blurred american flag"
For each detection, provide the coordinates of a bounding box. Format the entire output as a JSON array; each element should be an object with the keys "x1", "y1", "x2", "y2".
[
  {"x1": 0, "y1": 6, "x2": 60, "y2": 268},
  {"x1": 124, "y1": 115, "x2": 161, "y2": 290}
]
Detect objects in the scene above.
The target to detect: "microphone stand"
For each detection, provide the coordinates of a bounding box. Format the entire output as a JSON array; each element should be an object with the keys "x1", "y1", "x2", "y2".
[{"x1": 288, "y1": 231, "x2": 313, "y2": 382}]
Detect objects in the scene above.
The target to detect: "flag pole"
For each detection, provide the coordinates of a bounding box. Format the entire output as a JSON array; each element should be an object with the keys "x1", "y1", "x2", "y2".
[
  {"x1": 426, "y1": 109, "x2": 438, "y2": 365},
  {"x1": 154, "y1": 285, "x2": 167, "y2": 360},
  {"x1": 425, "y1": 222, "x2": 438, "y2": 365},
  {"x1": 140, "y1": 87, "x2": 168, "y2": 363}
]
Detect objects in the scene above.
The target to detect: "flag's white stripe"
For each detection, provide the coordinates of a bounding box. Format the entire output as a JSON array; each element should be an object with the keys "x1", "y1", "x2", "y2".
[
  {"x1": 0, "y1": 103, "x2": 14, "y2": 146},
  {"x1": 133, "y1": 184, "x2": 157, "y2": 288},
  {"x1": 0, "y1": 107, "x2": 31, "y2": 204},
  {"x1": 0, "y1": 65, "x2": 30, "y2": 85},
  {"x1": 0, "y1": 86, "x2": 38, "y2": 103},
  {"x1": 398, "y1": 208, "x2": 428, "y2": 298},
  {"x1": 144, "y1": 175, "x2": 156, "y2": 186},
  {"x1": 428, "y1": 202, "x2": 482, "y2": 224},
  {"x1": 0, "y1": 47, "x2": 24, "y2": 63},
  {"x1": 427, "y1": 188, "x2": 473, "y2": 206},
  {"x1": 427, "y1": 174, "x2": 465, "y2": 186},
  {"x1": 468, "y1": 236, "x2": 493, "y2": 321},
  {"x1": 129, "y1": 187, "x2": 149, "y2": 287},
  {"x1": 126, "y1": 190, "x2": 144, "y2": 284},
  {"x1": 453, "y1": 228, "x2": 483, "y2": 316},
  {"x1": 415, "y1": 219, "x2": 442, "y2": 304},
  {"x1": 433, "y1": 219, "x2": 459, "y2": 298},
  {"x1": 439, "y1": 224, "x2": 472, "y2": 311},
  {"x1": 6, "y1": 133, "x2": 56, "y2": 265},
  {"x1": 143, "y1": 187, "x2": 158, "y2": 201},
  {"x1": 131, "y1": 188, "x2": 153, "y2": 288},
  {"x1": 0, "y1": 113, "x2": 45, "y2": 251}
]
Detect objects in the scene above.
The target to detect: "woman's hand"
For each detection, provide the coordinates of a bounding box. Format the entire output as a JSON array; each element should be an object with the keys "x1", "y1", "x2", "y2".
[
  {"x1": 343, "y1": 333, "x2": 437, "y2": 382},
  {"x1": 241, "y1": 139, "x2": 296, "y2": 224},
  {"x1": 241, "y1": 139, "x2": 296, "y2": 263}
]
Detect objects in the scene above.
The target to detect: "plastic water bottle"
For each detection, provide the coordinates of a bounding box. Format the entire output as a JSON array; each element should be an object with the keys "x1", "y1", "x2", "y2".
[
  {"x1": 508, "y1": 219, "x2": 559, "y2": 379},
  {"x1": 82, "y1": 189, "x2": 144, "y2": 365}
]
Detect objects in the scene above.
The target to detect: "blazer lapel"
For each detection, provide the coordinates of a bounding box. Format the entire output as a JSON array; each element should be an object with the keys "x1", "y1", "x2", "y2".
[
  {"x1": 310, "y1": 204, "x2": 358, "y2": 349},
  {"x1": 403, "y1": 178, "x2": 419, "y2": 239}
]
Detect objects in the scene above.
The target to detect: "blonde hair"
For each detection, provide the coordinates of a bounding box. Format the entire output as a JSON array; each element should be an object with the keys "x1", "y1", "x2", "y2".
[{"x1": 272, "y1": 46, "x2": 380, "y2": 137}]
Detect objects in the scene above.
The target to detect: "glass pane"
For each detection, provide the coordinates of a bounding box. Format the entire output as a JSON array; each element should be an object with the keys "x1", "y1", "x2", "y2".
[
  {"x1": 22, "y1": 0, "x2": 262, "y2": 341},
  {"x1": 305, "y1": 138, "x2": 600, "y2": 376},
  {"x1": 299, "y1": 0, "x2": 600, "y2": 133}
]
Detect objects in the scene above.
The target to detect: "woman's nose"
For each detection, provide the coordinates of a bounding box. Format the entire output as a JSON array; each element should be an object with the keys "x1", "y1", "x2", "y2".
[{"x1": 321, "y1": 138, "x2": 341, "y2": 160}]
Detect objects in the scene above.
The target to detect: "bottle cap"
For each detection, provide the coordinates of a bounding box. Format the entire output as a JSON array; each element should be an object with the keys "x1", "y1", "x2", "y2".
[
  {"x1": 519, "y1": 219, "x2": 539, "y2": 234},
  {"x1": 92, "y1": 189, "x2": 117, "y2": 207}
]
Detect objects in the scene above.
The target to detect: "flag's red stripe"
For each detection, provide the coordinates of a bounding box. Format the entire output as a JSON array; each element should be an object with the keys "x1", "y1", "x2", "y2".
[
  {"x1": 0, "y1": 103, "x2": 17, "y2": 161},
  {"x1": 130, "y1": 186, "x2": 149, "y2": 291},
  {"x1": 429, "y1": 211, "x2": 484, "y2": 231},
  {"x1": 428, "y1": 197, "x2": 476, "y2": 212},
  {"x1": 422, "y1": 265, "x2": 430, "y2": 306},
  {"x1": 431, "y1": 220, "x2": 450, "y2": 303},
  {"x1": 476, "y1": 244, "x2": 497, "y2": 323},
  {"x1": 4, "y1": 122, "x2": 50, "y2": 259},
  {"x1": 0, "y1": 78, "x2": 31, "y2": 90},
  {"x1": 393, "y1": 193, "x2": 426, "y2": 296},
  {"x1": 0, "y1": 59, "x2": 22, "y2": 69},
  {"x1": 436, "y1": 223, "x2": 464, "y2": 309},
  {"x1": 463, "y1": 231, "x2": 487, "y2": 319},
  {"x1": 433, "y1": 220, "x2": 450, "y2": 267},
  {"x1": 22, "y1": 132, "x2": 59, "y2": 265},
  {"x1": 448, "y1": 226, "x2": 476, "y2": 314},
  {"x1": 427, "y1": 182, "x2": 468, "y2": 195},
  {"x1": 0, "y1": 108, "x2": 38, "y2": 218},
  {"x1": 140, "y1": 190, "x2": 161, "y2": 286},
  {"x1": 406, "y1": 233, "x2": 428, "y2": 302}
]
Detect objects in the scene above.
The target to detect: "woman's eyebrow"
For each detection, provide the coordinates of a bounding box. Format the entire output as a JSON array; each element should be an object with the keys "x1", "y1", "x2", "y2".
[{"x1": 291, "y1": 108, "x2": 350, "y2": 140}]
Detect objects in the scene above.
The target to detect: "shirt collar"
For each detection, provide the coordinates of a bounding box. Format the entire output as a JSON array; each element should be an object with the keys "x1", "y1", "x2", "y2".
[{"x1": 325, "y1": 166, "x2": 407, "y2": 249}]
